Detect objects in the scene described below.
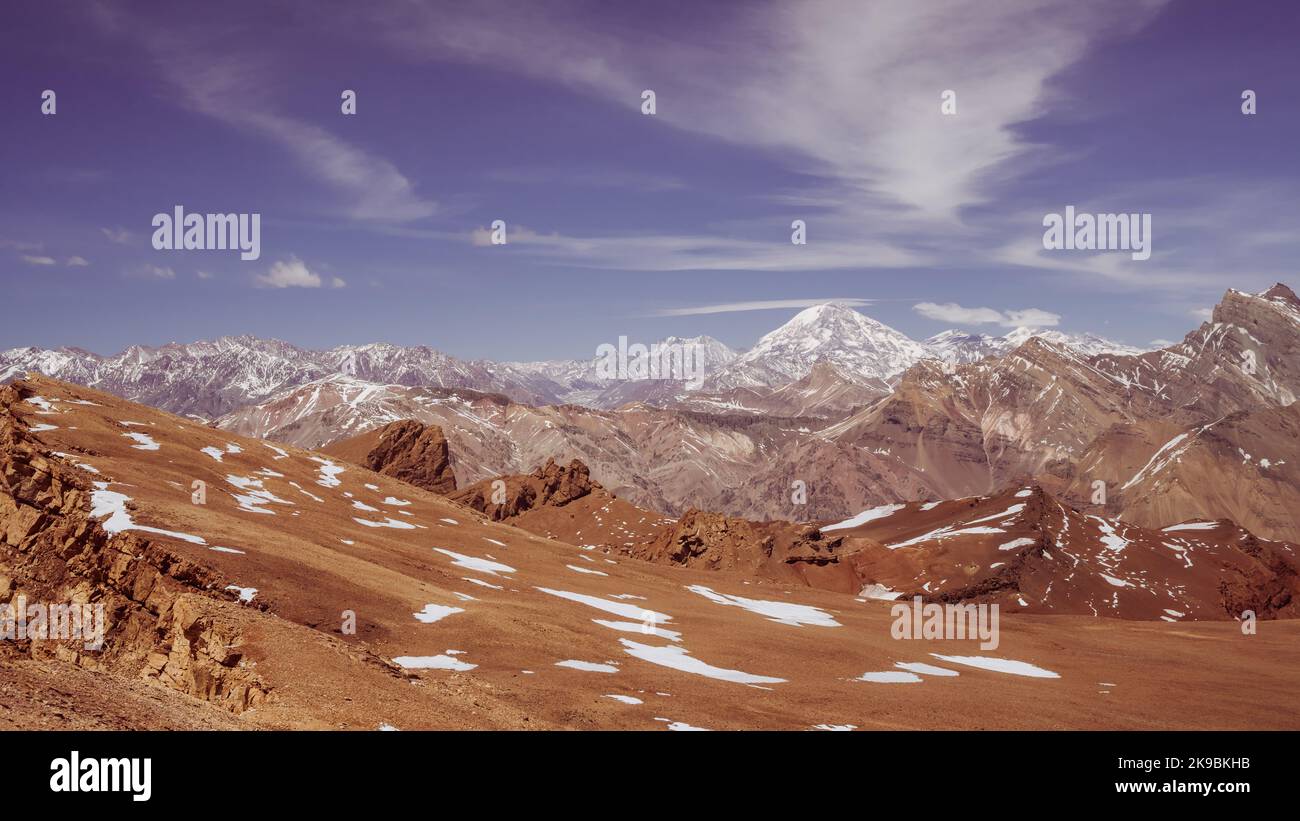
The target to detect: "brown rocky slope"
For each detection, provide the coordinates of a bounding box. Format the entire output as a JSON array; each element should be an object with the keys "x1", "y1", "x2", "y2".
[{"x1": 5, "y1": 374, "x2": 1300, "y2": 730}]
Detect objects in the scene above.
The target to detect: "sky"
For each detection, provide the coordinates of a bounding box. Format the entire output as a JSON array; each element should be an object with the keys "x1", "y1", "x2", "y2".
[{"x1": 2, "y1": 0, "x2": 1298, "y2": 361}]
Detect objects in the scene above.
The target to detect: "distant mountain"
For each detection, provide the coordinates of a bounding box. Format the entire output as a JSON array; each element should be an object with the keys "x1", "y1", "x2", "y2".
[
  {"x1": 503, "y1": 334, "x2": 740, "y2": 408},
  {"x1": 704, "y1": 303, "x2": 932, "y2": 391}
]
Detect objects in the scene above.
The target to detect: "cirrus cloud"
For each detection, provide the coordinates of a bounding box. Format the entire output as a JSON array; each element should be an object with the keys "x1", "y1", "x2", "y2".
[{"x1": 652, "y1": 298, "x2": 875, "y2": 317}]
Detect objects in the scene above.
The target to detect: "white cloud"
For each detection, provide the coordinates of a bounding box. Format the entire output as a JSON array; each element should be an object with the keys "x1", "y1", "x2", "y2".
[
  {"x1": 1189, "y1": 307, "x2": 1213, "y2": 320},
  {"x1": 255, "y1": 257, "x2": 345, "y2": 289},
  {"x1": 21, "y1": 255, "x2": 57, "y2": 266},
  {"x1": 652, "y1": 298, "x2": 875, "y2": 317},
  {"x1": 66, "y1": 256, "x2": 89, "y2": 267},
  {"x1": 914, "y1": 301, "x2": 1060, "y2": 328},
  {"x1": 913, "y1": 302, "x2": 1003, "y2": 325},
  {"x1": 1003, "y1": 308, "x2": 1062, "y2": 328}
]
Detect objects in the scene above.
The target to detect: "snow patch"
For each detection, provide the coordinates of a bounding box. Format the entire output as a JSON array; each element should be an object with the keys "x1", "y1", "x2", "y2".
[
  {"x1": 930, "y1": 653, "x2": 1060, "y2": 678},
  {"x1": 687, "y1": 584, "x2": 840, "y2": 627},
  {"x1": 822, "y1": 504, "x2": 905, "y2": 532},
  {"x1": 620, "y1": 639, "x2": 785, "y2": 685},
  {"x1": 434, "y1": 548, "x2": 516, "y2": 576}
]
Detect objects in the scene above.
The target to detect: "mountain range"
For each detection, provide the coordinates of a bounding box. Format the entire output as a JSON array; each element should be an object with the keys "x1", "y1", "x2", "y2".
[
  {"x1": 0, "y1": 305, "x2": 1147, "y2": 419},
  {"x1": 5, "y1": 285, "x2": 1298, "y2": 542}
]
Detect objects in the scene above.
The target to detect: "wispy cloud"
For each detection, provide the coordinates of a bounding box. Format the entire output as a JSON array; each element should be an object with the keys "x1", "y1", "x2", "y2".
[
  {"x1": 488, "y1": 167, "x2": 687, "y2": 192},
  {"x1": 92, "y1": 9, "x2": 435, "y2": 224},
  {"x1": 21, "y1": 255, "x2": 57, "y2": 266},
  {"x1": 914, "y1": 301, "x2": 1061, "y2": 328},
  {"x1": 360, "y1": 0, "x2": 1170, "y2": 275},
  {"x1": 991, "y1": 179, "x2": 1300, "y2": 295},
  {"x1": 469, "y1": 225, "x2": 926, "y2": 271},
  {"x1": 651, "y1": 298, "x2": 875, "y2": 317},
  {"x1": 100, "y1": 227, "x2": 132, "y2": 245},
  {"x1": 169, "y1": 57, "x2": 434, "y2": 223},
  {"x1": 374, "y1": 0, "x2": 1166, "y2": 221},
  {"x1": 129, "y1": 264, "x2": 176, "y2": 280},
  {"x1": 1, "y1": 239, "x2": 44, "y2": 253}
]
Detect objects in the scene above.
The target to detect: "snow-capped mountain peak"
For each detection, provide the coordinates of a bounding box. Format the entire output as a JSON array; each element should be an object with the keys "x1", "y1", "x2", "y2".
[{"x1": 706, "y1": 302, "x2": 932, "y2": 390}]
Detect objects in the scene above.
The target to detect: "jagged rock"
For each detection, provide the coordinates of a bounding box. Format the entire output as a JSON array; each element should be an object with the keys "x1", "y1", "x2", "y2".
[
  {"x1": 0, "y1": 382, "x2": 270, "y2": 713},
  {"x1": 448, "y1": 458, "x2": 598, "y2": 521},
  {"x1": 322, "y1": 419, "x2": 456, "y2": 494}
]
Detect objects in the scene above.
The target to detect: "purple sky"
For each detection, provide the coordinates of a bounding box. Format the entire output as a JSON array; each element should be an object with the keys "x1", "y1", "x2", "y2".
[{"x1": 2, "y1": 0, "x2": 1298, "y2": 360}]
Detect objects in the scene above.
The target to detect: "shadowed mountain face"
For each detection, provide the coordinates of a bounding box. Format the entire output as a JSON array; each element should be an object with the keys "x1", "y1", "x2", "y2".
[
  {"x1": 821, "y1": 488, "x2": 1300, "y2": 621},
  {"x1": 441, "y1": 461, "x2": 1300, "y2": 621},
  {"x1": 824, "y1": 285, "x2": 1300, "y2": 540}
]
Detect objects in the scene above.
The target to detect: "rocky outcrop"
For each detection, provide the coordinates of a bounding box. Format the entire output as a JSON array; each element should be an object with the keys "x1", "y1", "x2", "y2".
[
  {"x1": 637, "y1": 508, "x2": 863, "y2": 572},
  {"x1": 448, "y1": 458, "x2": 598, "y2": 521},
  {"x1": 0, "y1": 383, "x2": 269, "y2": 713},
  {"x1": 322, "y1": 419, "x2": 456, "y2": 494},
  {"x1": 1216, "y1": 532, "x2": 1297, "y2": 619}
]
